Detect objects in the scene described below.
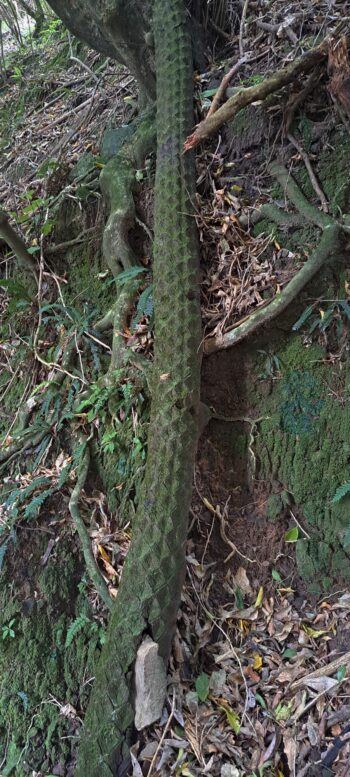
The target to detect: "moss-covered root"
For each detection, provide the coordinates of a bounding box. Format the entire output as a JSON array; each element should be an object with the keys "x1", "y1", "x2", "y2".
[
  {"x1": 75, "y1": 0, "x2": 201, "y2": 773},
  {"x1": 205, "y1": 224, "x2": 341, "y2": 353},
  {"x1": 100, "y1": 115, "x2": 156, "y2": 277},
  {"x1": 269, "y1": 162, "x2": 333, "y2": 230},
  {"x1": 69, "y1": 436, "x2": 111, "y2": 610}
]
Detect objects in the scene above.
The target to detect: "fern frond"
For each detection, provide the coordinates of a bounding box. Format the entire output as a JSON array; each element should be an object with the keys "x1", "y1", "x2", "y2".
[
  {"x1": 131, "y1": 284, "x2": 154, "y2": 332},
  {"x1": 23, "y1": 487, "x2": 54, "y2": 519},
  {"x1": 65, "y1": 613, "x2": 91, "y2": 648},
  {"x1": 332, "y1": 481, "x2": 350, "y2": 504},
  {"x1": 31, "y1": 434, "x2": 51, "y2": 472}
]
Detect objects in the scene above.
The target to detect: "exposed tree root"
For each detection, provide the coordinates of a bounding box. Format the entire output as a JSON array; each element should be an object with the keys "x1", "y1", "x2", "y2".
[
  {"x1": 204, "y1": 225, "x2": 340, "y2": 353},
  {"x1": 69, "y1": 436, "x2": 112, "y2": 610},
  {"x1": 204, "y1": 162, "x2": 344, "y2": 354},
  {"x1": 100, "y1": 114, "x2": 155, "y2": 277}
]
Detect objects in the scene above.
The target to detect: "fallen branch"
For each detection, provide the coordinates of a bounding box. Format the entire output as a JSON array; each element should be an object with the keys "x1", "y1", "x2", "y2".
[{"x1": 184, "y1": 40, "x2": 329, "y2": 150}]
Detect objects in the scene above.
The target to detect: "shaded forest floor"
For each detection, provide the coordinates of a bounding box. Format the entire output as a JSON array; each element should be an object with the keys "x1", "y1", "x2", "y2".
[{"x1": 2, "y1": 5, "x2": 350, "y2": 776}]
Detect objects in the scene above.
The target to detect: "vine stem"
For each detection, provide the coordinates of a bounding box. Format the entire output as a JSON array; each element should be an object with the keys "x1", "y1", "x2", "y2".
[{"x1": 69, "y1": 436, "x2": 112, "y2": 610}]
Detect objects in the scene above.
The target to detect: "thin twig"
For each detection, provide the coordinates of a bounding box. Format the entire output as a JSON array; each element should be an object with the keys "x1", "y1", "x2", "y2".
[
  {"x1": 290, "y1": 509, "x2": 311, "y2": 539},
  {"x1": 239, "y1": 0, "x2": 249, "y2": 58},
  {"x1": 68, "y1": 31, "x2": 99, "y2": 83},
  {"x1": 146, "y1": 690, "x2": 176, "y2": 777},
  {"x1": 288, "y1": 132, "x2": 328, "y2": 212},
  {"x1": 207, "y1": 56, "x2": 247, "y2": 118}
]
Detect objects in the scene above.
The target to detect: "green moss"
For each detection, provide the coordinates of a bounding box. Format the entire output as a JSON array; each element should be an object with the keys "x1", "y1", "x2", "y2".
[
  {"x1": 65, "y1": 251, "x2": 115, "y2": 316},
  {"x1": 0, "y1": 536, "x2": 101, "y2": 774},
  {"x1": 252, "y1": 331, "x2": 350, "y2": 586},
  {"x1": 266, "y1": 493, "x2": 284, "y2": 521}
]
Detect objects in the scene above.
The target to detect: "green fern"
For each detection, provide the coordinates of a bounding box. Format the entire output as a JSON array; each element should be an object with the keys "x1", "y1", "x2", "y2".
[
  {"x1": 332, "y1": 481, "x2": 350, "y2": 504},
  {"x1": 113, "y1": 266, "x2": 149, "y2": 286},
  {"x1": 131, "y1": 284, "x2": 154, "y2": 332},
  {"x1": 65, "y1": 613, "x2": 91, "y2": 648},
  {"x1": 30, "y1": 434, "x2": 51, "y2": 472},
  {"x1": 23, "y1": 487, "x2": 54, "y2": 519},
  {"x1": 57, "y1": 462, "x2": 72, "y2": 488}
]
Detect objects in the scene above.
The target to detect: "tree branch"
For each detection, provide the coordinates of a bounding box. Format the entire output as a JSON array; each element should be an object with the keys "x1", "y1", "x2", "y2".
[
  {"x1": 0, "y1": 211, "x2": 38, "y2": 279},
  {"x1": 184, "y1": 40, "x2": 329, "y2": 151}
]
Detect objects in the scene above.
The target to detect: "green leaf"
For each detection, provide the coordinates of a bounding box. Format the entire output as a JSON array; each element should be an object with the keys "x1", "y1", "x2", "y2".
[
  {"x1": 114, "y1": 266, "x2": 149, "y2": 285},
  {"x1": 271, "y1": 569, "x2": 282, "y2": 583},
  {"x1": 201, "y1": 88, "x2": 218, "y2": 98},
  {"x1": 282, "y1": 648, "x2": 297, "y2": 659},
  {"x1": 337, "y1": 664, "x2": 346, "y2": 682},
  {"x1": 41, "y1": 220, "x2": 54, "y2": 236},
  {"x1": 195, "y1": 672, "x2": 209, "y2": 702},
  {"x1": 255, "y1": 692, "x2": 267, "y2": 709},
  {"x1": 292, "y1": 304, "x2": 314, "y2": 331},
  {"x1": 332, "y1": 481, "x2": 350, "y2": 504},
  {"x1": 285, "y1": 527, "x2": 299, "y2": 542},
  {"x1": 221, "y1": 706, "x2": 241, "y2": 734},
  {"x1": 234, "y1": 587, "x2": 244, "y2": 609}
]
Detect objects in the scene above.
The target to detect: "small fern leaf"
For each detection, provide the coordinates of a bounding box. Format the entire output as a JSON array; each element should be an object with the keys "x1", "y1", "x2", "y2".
[
  {"x1": 65, "y1": 614, "x2": 91, "y2": 648},
  {"x1": 114, "y1": 266, "x2": 149, "y2": 285},
  {"x1": 332, "y1": 481, "x2": 350, "y2": 504},
  {"x1": 131, "y1": 284, "x2": 154, "y2": 332},
  {"x1": 23, "y1": 487, "x2": 53, "y2": 519}
]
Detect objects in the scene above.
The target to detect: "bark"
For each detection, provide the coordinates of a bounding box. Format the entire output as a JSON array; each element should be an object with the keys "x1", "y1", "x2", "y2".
[{"x1": 45, "y1": 0, "x2": 156, "y2": 100}]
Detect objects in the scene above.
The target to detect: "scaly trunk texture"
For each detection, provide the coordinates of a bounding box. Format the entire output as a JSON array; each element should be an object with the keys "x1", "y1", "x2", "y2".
[
  {"x1": 75, "y1": 0, "x2": 201, "y2": 773},
  {"x1": 45, "y1": 0, "x2": 155, "y2": 100}
]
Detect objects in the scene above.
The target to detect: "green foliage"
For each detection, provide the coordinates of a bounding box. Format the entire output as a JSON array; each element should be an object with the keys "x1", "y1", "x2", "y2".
[
  {"x1": 0, "y1": 278, "x2": 32, "y2": 314},
  {"x1": 285, "y1": 527, "x2": 299, "y2": 542},
  {"x1": 65, "y1": 613, "x2": 91, "y2": 648},
  {"x1": 293, "y1": 299, "x2": 350, "y2": 338},
  {"x1": 332, "y1": 481, "x2": 350, "y2": 504},
  {"x1": 76, "y1": 382, "x2": 113, "y2": 423},
  {"x1": 3, "y1": 476, "x2": 53, "y2": 527},
  {"x1": 195, "y1": 672, "x2": 209, "y2": 702},
  {"x1": 2, "y1": 619, "x2": 16, "y2": 640},
  {"x1": 65, "y1": 613, "x2": 106, "y2": 648},
  {"x1": 131, "y1": 283, "x2": 154, "y2": 331}
]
